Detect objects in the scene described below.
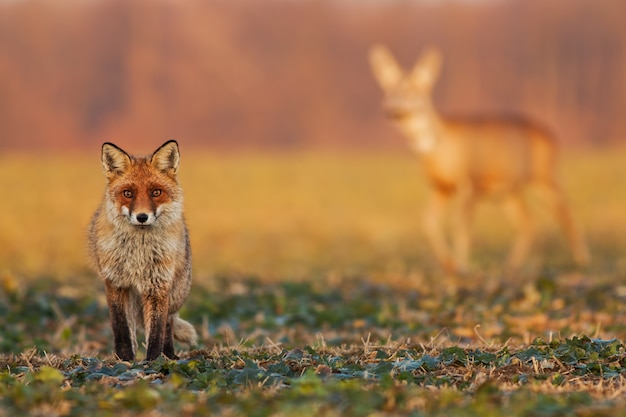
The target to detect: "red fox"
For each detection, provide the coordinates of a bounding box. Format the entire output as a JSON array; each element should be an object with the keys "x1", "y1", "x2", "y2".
[
  {"x1": 369, "y1": 44, "x2": 590, "y2": 273},
  {"x1": 88, "y1": 140, "x2": 197, "y2": 361}
]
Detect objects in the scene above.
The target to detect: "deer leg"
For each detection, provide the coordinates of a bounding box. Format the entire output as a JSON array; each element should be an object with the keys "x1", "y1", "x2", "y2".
[
  {"x1": 502, "y1": 193, "x2": 534, "y2": 269},
  {"x1": 537, "y1": 181, "x2": 590, "y2": 265},
  {"x1": 452, "y1": 187, "x2": 475, "y2": 274},
  {"x1": 423, "y1": 190, "x2": 457, "y2": 273}
]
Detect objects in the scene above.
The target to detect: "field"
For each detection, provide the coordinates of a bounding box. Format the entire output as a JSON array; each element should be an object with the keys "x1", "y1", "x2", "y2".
[{"x1": 1, "y1": 148, "x2": 626, "y2": 416}]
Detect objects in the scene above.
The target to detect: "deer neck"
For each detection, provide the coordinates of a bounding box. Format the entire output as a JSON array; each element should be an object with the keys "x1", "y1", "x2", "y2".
[{"x1": 394, "y1": 111, "x2": 442, "y2": 154}]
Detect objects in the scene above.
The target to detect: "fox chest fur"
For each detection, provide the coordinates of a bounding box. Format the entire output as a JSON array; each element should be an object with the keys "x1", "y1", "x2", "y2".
[{"x1": 91, "y1": 211, "x2": 190, "y2": 295}]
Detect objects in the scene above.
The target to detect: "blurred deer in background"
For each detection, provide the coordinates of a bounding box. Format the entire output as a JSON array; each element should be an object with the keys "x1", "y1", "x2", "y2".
[{"x1": 369, "y1": 44, "x2": 590, "y2": 274}]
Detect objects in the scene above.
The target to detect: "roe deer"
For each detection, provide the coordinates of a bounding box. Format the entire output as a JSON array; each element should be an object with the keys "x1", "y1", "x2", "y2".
[{"x1": 369, "y1": 44, "x2": 589, "y2": 273}]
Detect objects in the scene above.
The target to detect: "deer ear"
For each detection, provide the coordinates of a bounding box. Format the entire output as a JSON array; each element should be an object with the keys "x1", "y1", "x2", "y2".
[
  {"x1": 101, "y1": 142, "x2": 131, "y2": 178},
  {"x1": 369, "y1": 44, "x2": 404, "y2": 91},
  {"x1": 410, "y1": 47, "x2": 442, "y2": 89},
  {"x1": 150, "y1": 140, "x2": 180, "y2": 174}
]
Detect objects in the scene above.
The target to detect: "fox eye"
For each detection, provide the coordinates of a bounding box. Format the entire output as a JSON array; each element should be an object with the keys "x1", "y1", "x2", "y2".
[
  {"x1": 123, "y1": 190, "x2": 133, "y2": 198},
  {"x1": 152, "y1": 189, "x2": 162, "y2": 197}
]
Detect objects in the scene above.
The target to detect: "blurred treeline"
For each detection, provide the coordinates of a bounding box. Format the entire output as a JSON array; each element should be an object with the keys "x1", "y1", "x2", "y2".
[{"x1": 0, "y1": 0, "x2": 624, "y2": 151}]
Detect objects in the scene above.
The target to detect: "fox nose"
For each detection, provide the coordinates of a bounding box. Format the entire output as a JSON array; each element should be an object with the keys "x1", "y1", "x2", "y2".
[{"x1": 136, "y1": 213, "x2": 149, "y2": 223}]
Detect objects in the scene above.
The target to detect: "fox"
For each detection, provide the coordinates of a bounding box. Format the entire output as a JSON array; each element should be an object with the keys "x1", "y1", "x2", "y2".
[
  {"x1": 369, "y1": 44, "x2": 590, "y2": 274},
  {"x1": 88, "y1": 140, "x2": 198, "y2": 361}
]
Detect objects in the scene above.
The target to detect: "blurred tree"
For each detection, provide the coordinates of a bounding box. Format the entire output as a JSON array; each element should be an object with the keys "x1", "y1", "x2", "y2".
[{"x1": 0, "y1": 0, "x2": 624, "y2": 151}]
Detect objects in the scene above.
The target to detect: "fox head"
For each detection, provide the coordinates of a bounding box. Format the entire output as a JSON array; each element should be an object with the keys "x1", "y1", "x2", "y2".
[
  {"x1": 369, "y1": 44, "x2": 442, "y2": 120},
  {"x1": 100, "y1": 140, "x2": 183, "y2": 229}
]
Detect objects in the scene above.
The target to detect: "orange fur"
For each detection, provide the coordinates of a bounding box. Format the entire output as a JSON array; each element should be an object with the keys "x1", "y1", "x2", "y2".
[
  {"x1": 370, "y1": 45, "x2": 589, "y2": 273},
  {"x1": 88, "y1": 140, "x2": 197, "y2": 361}
]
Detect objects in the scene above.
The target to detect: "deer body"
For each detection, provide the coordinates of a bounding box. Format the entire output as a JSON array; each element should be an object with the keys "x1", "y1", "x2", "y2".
[
  {"x1": 412, "y1": 117, "x2": 553, "y2": 194},
  {"x1": 369, "y1": 45, "x2": 589, "y2": 273}
]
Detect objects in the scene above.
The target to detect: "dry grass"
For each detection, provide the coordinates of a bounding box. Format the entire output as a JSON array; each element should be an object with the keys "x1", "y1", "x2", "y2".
[
  {"x1": 0, "y1": 147, "x2": 625, "y2": 285},
  {"x1": 2, "y1": 147, "x2": 626, "y2": 415}
]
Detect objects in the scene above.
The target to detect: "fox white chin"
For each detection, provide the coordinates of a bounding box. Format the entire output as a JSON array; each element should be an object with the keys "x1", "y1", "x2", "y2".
[
  {"x1": 124, "y1": 204, "x2": 184, "y2": 229},
  {"x1": 120, "y1": 206, "x2": 157, "y2": 227}
]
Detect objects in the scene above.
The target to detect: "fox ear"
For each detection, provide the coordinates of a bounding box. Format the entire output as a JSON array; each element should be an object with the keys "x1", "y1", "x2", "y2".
[
  {"x1": 151, "y1": 140, "x2": 180, "y2": 174},
  {"x1": 369, "y1": 44, "x2": 404, "y2": 91},
  {"x1": 410, "y1": 47, "x2": 442, "y2": 89},
  {"x1": 101, "y1": 143, "x2": 131, "y2": 178}
]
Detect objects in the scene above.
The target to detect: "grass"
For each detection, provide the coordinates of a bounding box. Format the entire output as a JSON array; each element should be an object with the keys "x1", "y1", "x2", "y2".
[{"x1": 1, "y1": 147, "x2": 626, "y2": 415}]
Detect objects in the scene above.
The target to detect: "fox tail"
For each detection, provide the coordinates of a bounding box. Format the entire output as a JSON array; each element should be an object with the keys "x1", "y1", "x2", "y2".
[{"x1": 172, "y1": 314, "x2": 198, "y2": 346}]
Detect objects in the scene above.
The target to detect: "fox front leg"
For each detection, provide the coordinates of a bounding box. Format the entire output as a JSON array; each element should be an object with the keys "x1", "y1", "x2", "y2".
[
  {"x1": 143, "y1": 291, "x2": 170, "y2": 361},
  {"x1": 104, "y1": 281, "x2": 135, "y2": 361},
  {"x1": 163, "y1": 317, "x2": 178, "y2": 360}
]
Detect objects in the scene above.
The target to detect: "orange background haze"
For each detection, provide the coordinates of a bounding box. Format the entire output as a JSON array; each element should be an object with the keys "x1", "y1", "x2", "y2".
[{"x1": 0, "y1": 0, "x2": 624, "y2": 152}]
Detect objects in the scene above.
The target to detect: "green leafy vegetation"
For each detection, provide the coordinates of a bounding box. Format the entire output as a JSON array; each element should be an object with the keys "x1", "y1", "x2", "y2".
[
  {"x1": 1, "y1": 150, "x2": 626, "y2": 415},
  {"x1": 2, "y1": 275, "x2": 626, "y2": 416}
]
